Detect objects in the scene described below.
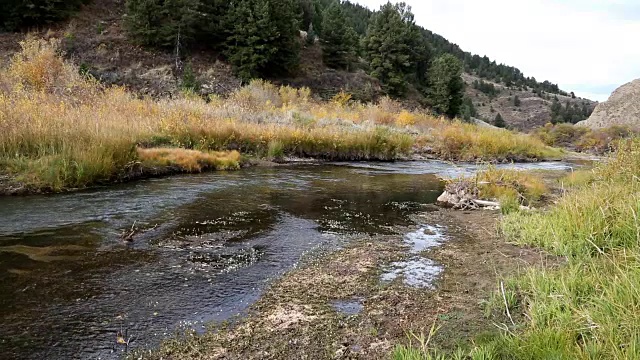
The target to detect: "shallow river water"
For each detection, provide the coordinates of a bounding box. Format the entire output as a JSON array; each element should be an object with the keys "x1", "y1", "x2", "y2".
[{"x1": 0, "y1": 161, "x2": 576, "y2": 359}]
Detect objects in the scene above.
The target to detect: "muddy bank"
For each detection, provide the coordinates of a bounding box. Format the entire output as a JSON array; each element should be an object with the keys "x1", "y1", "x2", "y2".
[{"x1": 143, "y1": 209, "x2": 559, "y2": 360}]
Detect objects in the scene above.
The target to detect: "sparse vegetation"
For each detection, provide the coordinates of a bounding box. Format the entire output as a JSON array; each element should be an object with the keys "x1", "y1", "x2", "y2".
[{"x1": 472, "y1": 79, "x2": 500, "y2": 99}]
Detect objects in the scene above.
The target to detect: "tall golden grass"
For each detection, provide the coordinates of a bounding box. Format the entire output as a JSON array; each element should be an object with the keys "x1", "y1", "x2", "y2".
[{"x1": 0, "y1": 38, "x2": 561, "y2": 192}]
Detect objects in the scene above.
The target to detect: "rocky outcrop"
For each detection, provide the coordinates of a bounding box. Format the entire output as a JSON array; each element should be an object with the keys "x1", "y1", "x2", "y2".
[{"x1": 577, "y1": 79, "x2": 640, "y2": 129}]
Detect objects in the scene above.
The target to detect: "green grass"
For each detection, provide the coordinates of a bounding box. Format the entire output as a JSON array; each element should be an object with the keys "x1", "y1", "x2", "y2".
[{"x1": 396, "y1": 139, "x2": 640, "y2": 359}]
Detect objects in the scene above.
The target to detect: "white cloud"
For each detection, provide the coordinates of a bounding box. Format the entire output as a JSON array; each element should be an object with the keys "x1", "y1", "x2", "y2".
[{"x1": 353, "y1": 0, "x2": 640, "y2": 101}]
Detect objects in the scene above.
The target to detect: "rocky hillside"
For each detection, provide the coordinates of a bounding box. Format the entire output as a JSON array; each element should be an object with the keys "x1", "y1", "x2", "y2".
[
  {"x1": 577, "y1": 79, "x2": 640, "y2": 129},
  {"x1": 463, "y1": 74, "x2": 597, "y2": 131}
]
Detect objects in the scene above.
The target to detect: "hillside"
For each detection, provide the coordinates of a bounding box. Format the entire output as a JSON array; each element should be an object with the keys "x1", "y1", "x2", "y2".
[
  {"x1": 577, "y1": 79, "x2": 640, "y2": 129},
  {"x1": 463, "y1": 74, "x2": 597, "y2": 130},
  {"x1": 0, "y1": 0, "x2": 594, "y2": 130}
]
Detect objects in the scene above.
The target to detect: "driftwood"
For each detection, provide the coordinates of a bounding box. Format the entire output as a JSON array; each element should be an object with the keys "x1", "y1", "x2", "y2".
[
  {"x1": 119, "y1": 221, "x2": 159, "y2": 243},
  {"x1": 437, "y1": 180, "x2": 530, "y2": 211},
  {"x1": 437, "y1": 180, "x2": 496, "y2": 210},
  {"x1": 472, "y1": 199, "x2": 501, "y2": 207}
]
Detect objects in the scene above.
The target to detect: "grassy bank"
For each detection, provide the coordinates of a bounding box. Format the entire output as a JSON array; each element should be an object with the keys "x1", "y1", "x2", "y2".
[
  {"x1": 0, "y1": 38, "x2": 560, "y2": 192},
  {"x1": 396, "y1": 139, "x2": 640, "y2": 359}
]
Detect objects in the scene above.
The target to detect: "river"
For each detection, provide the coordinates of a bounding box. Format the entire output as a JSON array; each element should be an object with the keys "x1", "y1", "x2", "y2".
[{"x1": 0, "y1": 161, "x2": 576, "y2": 359}]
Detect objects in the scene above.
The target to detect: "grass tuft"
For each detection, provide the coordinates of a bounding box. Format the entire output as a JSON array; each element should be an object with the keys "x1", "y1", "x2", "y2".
[{"x1": 137, "y1": 148, "x2": 241, "y2": 172}]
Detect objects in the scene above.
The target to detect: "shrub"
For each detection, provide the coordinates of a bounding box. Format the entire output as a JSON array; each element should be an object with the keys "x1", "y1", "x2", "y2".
[{"x1": 533, "y1": 123, "x2": 634, "y2": 153}]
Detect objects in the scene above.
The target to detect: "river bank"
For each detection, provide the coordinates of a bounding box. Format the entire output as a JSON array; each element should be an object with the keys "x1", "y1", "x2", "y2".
[
  {"x1": 128, "y1": 159, "x2": 596, "y2": 359},
  {"x1": 1, "y1": 39, "x2": 562, "y2": 196}
]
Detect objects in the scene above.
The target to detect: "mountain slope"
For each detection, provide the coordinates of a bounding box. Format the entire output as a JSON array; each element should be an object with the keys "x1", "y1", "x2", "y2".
[{"x1": 463, "y1": 74, "x2": 597, "y2": 130}]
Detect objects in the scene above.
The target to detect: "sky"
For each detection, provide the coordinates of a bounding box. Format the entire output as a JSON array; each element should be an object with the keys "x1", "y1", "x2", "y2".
[{"x1": 354, "y1": 0, "x2": 640, "y2": 101}]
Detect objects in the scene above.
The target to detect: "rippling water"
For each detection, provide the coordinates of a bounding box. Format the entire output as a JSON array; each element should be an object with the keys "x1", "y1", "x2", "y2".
[{"x1": 0, "y1": 161, "x2": 577, "y2": 359}]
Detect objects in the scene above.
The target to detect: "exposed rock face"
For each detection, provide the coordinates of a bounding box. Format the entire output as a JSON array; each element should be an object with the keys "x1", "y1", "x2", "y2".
[{"x1": 577, "y1": 79, "x2": 640, "y2": 129}]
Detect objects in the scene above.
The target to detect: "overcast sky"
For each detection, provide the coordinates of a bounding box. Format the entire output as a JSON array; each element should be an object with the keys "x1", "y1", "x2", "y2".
[{"x1": 354, "y1": 0, "x2": 640, "y2": 101}]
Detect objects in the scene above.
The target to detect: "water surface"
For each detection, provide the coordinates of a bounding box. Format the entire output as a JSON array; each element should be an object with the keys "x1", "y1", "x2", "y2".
[{"x1": 0, "y1": 161, "x2": 577, "y2": 359}]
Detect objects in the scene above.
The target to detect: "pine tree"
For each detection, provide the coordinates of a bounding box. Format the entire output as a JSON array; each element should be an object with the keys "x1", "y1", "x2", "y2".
[
  {"x1": 321, "y1": 2, "x2": 358, "y2": 70},
  {"x1": 224, "y1": 0, "x2": 278, "y2": 81},
  {"x1": 513, "y1": 95, "x2": 521, "y2": 107},
  {"x1": 1, "y1": 0, "x2": 88, "y2": 31},
  {"x1": 362, "y1": 2, "x2": 417, "y2": 97},
  {"x1": 196, "y1": 0, "x2": 230, "y2": 49},
  {"x1": 224, "y1": 0, "x2": 300, "y2": 81},
  {"x1": 306, "y1": 24, "x2": 317, "y2": 46},
  {"x1": 427, "y1": 54, "x2": 464, "y2": 118},
  {"x1": 412, "y1": 27, "x2": 432, "y2": 91},
  {"x1": 125, "y1": 0, "x2": 201, "y2": 48},
  {"x1": 268, "y1": 0, "x2": 301, "y2": 73},
  {"x1": 494, "y1": 113, "x2": 506, "y2": 128},
  {"x1": 460, "y1": 97, "x2": 477, "y2": 122}
]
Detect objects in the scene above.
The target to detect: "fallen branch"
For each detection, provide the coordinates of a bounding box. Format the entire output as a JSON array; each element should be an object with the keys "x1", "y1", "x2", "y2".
[{"x1": 472, "y1": 199, "x2": 501, "y2": 207}]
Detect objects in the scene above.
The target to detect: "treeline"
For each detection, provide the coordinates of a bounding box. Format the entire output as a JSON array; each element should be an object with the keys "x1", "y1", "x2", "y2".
[
  {"x1": 0, "y1": 0, "x2": 89, "y2": 31},
  {"x1": 124, "y1": 0, "x2": 466, "y2": 117},
  {"x1": 1, "y1": 0, "x2": 574, "y2": 119},
  {"x1": 550, "y1": 98, "x2": 592, "y2": 124},
  {"x1": 422, "y1": 30, "x2": 568, "y2": 96}
]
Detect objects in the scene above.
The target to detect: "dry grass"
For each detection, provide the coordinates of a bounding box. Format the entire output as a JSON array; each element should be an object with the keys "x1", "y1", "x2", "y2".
[
  {"x1": 476, "y1": 167, "x2": 548, "y2": 204},
  {"x1": 534, "y1": 122, "x2": 635, "y2": 154},
  {"x1": 0, "y1": 38, "x2": 561, "y2": 192},
  {"x1": 424, "y1": 121, "x2": 561, "y2": 162},
  {"x1": 137, "y1": 148, "x2": 241, "y2": 172}
]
